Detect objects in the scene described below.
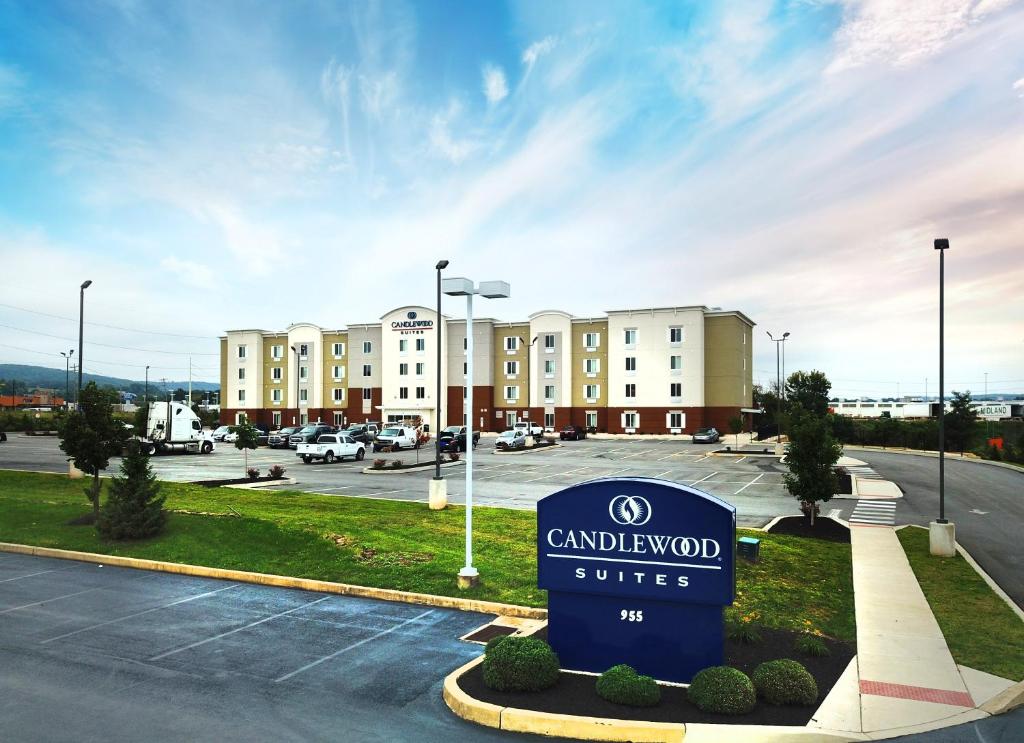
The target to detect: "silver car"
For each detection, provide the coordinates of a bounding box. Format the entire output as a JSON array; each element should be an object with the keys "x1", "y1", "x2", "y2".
[{"x1": 692, "y1": 427, "x2": 720, "y2": 444}]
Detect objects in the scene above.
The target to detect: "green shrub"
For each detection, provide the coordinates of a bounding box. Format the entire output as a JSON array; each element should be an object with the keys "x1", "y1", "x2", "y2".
[
  {"x1": 726, "y1": 619, "x2": 763, "y2": 645},
  {"x1": 752, "y1": 659, "x2": 818, "y2": 706},
  {"x1": 794, "y1": 634, "x2": 830, "y2": 658},
  {"x1": 687, "y1": 666, "x2": 756, "y2": 715},
  {"x1": 595, "y1": 664, "x2": 661, "y2": 707},
  {"x1": 485, "y1": 634, "x2": 508, "y2": 655},
  {"x1": 482, "y1": 636, "x2": 560, "y2": 692}
]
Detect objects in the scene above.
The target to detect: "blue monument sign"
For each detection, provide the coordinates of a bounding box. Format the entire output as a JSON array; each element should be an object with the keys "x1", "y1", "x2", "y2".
[{"x1": 538, "y1": 477, "x2": 736, "y2": 683}]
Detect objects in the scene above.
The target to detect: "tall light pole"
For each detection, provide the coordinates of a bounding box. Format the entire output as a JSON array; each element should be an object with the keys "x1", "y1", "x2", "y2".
[
  {"x1": 930, "y1": 238, "x2": 955, "y2": 556},
  {"x1": 145, "y1": 365, "x2": 150, "y2": 407},
  {"x1": 291, "y1": 345, "x2": 300, "y2": 426},
  {"x1": 434, "y1": 260, "x2": 449, "y2": 484},
  {"x1": 60, "y1": 349, "x2": 74, "y2": 408},
  {"x1": 766, "y1": 331, "x2": 789, "y2": 446},
  {"x1": 77, "y1": 280, "x2": 92, "y2": 400},
  {"x1": 443, "y1": 277, "x2": 511, "y2": 588}
]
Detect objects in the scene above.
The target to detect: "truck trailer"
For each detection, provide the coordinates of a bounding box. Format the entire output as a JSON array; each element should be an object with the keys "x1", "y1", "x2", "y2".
[{"x1": 140, "y1": 401, "x2": 215, "y2": 455}]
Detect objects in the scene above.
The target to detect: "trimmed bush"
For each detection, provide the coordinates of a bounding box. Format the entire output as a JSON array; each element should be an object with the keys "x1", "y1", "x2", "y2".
[
  {"x1": 595, "y1": 664, "x2": 661, "y2": 707},
  {"x1": 482, "y1": 636, "x2": 560, "y2": 692},
  {"x1": 268, "y1": 464, "x2": 286, "y2": 478},
  {"x1": 372, "y1": 458, "x2": 386, "y2": 469},
  {"x1": 794, "y1": 634, "x2": 830, "y2": 658},
  {"x1": 246, "y1": 467, "x2": 259, "y2": 480},
  {"x1": 752, "y1": 659, "x2": 818, "y2": 706},
  {"x1": 687, "y1": 666, "x2": 756, "y2": 715},
  {"x1": 726, "y1": 619, "x2": 763, "y2": 645},
  {"x1": 485, "y1": 635, "x2": 508, "y2": 655}
]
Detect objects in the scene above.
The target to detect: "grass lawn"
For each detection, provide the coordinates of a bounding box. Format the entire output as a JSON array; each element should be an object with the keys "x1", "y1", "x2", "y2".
[
  {"x1": 899, "y1": 527, "x2": 1024, "y2": 681},
  {"x1": 0, "y1": 470, "x2": 854, "y2": 640}
]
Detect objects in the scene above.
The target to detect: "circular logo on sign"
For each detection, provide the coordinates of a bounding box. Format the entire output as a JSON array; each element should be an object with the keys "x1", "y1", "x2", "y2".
[
  {"x1": 609, "y1": 495, "x2": 652, "y2": 526},
  {"x1": 407, "y1": 311, "x2": 418, "y2": 319}
]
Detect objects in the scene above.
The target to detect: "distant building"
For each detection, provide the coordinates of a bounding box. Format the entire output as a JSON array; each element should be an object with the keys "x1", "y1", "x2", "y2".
[{"x1": 1, "y1": 389, "x2": 66, "y2": 409}]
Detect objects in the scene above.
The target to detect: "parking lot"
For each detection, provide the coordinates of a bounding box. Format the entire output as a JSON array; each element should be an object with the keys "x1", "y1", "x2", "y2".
[
  {"x1": 0, "y1": 551, "x2": 537, "y2": 742},
  {"x1": 0, "y1": 434, "x2": 798, "y2": 526}
]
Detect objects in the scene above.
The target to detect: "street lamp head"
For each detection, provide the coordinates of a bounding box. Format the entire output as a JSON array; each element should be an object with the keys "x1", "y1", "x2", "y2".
[
  {"x1": 435, "y1": 259, "x2": 449, "y2": 270},
  {"x1": 478, "y1": 280, "x2": 510, "y2": 299},
  {"x1": 441, "y1": 277, "x2": 475, "y2": 296},
  {"x1": 766, "y1": 331, "x2": 774, "y2": 340},
  {"x1": 783, "y1": 332, "x2": 790, "y2": 339},
  {"x1": 290, "y1": 345, "x2": 297, "y2": 352},
  {"x1": 80, "y1": 279, "x2": 92, "y2": 289},
  {"x1": 934, "y1": 238, "x2": 949, "y2": 250}
]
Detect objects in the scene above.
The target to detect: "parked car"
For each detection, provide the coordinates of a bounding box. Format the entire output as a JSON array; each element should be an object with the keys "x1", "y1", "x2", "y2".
[
  {"x1": 559, "y1": 425, "x2": 587, "y2": 441},
  {"x1": 692, "y1": 427, "x2": 721, "y2": 444},
  {"x1": 289, "y1": 423, "x2": 336, "y2": 449},
  {"x1": 513, "y1": 421, "x2": 544, "y2": 437},
  {"x1": 495, "y1": 429, "x2": 528, "y2": 450},
  {"x1": 438, "y1": 425, "x2": 480, "y2": 452},
  {"x1": 211, "y1": 425, "x2": 232, "y2": 442},
  {"x1": 373, "y1": 426, "x2": 418, "y2": 452},
  {"x1": 296, "y1": 433, "x2": 365, "y2": 464},
  {"x1": 268, "y1": 426, "x2": 300, "y2": 448},
  {"x1": 341, "y1": 423, "x2": 379, "y2": 444}
]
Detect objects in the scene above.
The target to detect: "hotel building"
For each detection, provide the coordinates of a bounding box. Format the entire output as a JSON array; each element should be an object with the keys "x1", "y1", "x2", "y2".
[{"x1": 219, "y1": 304, "x2": 754, "y2": 435}]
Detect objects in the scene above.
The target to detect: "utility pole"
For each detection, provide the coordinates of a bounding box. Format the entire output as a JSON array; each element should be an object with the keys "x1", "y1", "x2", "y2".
[{"x1": 930, "y1": 238, "x2": 954, "y2": 556}]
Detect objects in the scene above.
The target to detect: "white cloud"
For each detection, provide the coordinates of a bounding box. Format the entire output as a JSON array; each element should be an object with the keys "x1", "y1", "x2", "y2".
[
  {"x1": 827, "y1": 0, "x2": 1017, "y2": 73},
  {"x1": 429, "y1": 104, "x2": 479, "y2": 164},
  {"x1": 522, "y1": 36, "x2": 557, "y2": 67},
  {"x1": 1015, "y1": 77, "x2": 1024, "y2": 97},
  {"x1": 159, "y1": 257, "x2": 217, "y2": 290},
  {"x1": 0, "y1": 63, "x2": 24, "y2": 112},
  {"x1": 481, "y1": 63, "x2": 508, "y2": 104}
]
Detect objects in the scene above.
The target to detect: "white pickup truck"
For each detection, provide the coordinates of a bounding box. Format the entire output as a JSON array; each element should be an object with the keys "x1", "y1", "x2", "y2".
[
  {"x1": 514, "y1": 421, "x2": 544, "y2": 436},
  {"x1": 296, "y1": 433, "x2": 365, "y2": 464},
  {"x1": 372, "y1": 426, "x2": 419, "y2": 452}
]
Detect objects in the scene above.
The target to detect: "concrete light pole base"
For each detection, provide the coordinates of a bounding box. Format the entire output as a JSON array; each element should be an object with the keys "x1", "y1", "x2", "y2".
[
  {"x1": 457, "y1": 568, "x2": 480, "y2": 590},
  {"x1": 429, "y1": 478, "x2": 448, "y2": 510},
  {"x1": 68, "y1": 461, "x2": 84, "y2": 479},
  {"x1": 929, "y1": 521, "x2": 956, "y2": 557}
]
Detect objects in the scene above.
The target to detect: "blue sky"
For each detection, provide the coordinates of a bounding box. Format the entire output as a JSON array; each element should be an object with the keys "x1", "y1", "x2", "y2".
[{"x1": 0, "y1": 0, "x2": 1022, "y2": 397}]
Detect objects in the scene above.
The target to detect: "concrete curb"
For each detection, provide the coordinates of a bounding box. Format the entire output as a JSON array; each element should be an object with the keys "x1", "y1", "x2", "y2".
[
  {"x1": 361, "y1": 460, "x2": 465, "y2": 474},
  {"x1": 223, "y1": 477, "x2": 297, "y2": 490},
  {"x1": 844, "y1": 446, "x2": 1024, "y2": 475},
  {"x1": 0, "y1": 541, "x2": 547, "y2": 619},
  {"x1": 980, "y1": 680, "x2": 1024, "y2": 715}
]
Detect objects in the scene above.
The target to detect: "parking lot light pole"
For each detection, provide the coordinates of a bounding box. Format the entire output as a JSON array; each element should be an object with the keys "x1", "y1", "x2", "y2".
[
  {"x1": 430, "y1": 260, "x2": 449, "y2": 511},
  {"x1": 77, "y1": 280, "x2": 92, "y2": 401},
  {"x1": 291, "y1": 346, "x2": 299, "y2": 426},
  {"x1": 443, "y1": 277, "x2": 511, "y2": 588},
  {"x1": 766, "y1": 330, "x2": 788, "y2": 452},
  {"x1": 930, "y1": 239, "x2": 955, "y2": 556},
  {"x1": 60, "y1": 350, "x2": 74, "y2": 408}
]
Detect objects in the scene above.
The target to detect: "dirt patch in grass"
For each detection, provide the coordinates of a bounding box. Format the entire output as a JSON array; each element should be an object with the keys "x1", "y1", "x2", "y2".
[
  {"x1": 767, "y1": 516, "x2": 850, "y2": 543},
  {"x1": 356, "y1": 547, "x2": 434, "y2": 568}
]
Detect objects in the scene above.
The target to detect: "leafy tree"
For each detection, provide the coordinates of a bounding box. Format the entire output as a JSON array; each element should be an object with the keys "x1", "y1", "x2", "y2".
[
  {"x1": 231, "y1": 420, "x2": 260, "y2": 476},
  {"x1": 783, "y1": 407, "x2": 842, "y2": 526},
  {"x1": 753, "y1": 384, "x2": 781, "y2": 425},
  {"x1": 134, "y1": 400, "x2": 151, "y2": 435},
  {"x1": 58, "y1": 382, "x2": 128, "y2": 523},
  {"x1": 944, "y1": 390, "x2": 977, "y2": 455},
  {"x1": 172, "y1": 388, "x2": 188, "y2": 402},
  {"x1": 873, "y1": 414, "x2": 902, "y2": 449},
  {"x1": 97, "y1": 441, "x2": 166, "y2": 539},
  {"x1": 827, "y1": 413, "x2": 855, "y2": 444},
  {"x1": 786, "y1": 371, "x2": 832, "y2": 417},
  {"x1": 728, "y1": 415, "x2": 744, "y2": 447}
]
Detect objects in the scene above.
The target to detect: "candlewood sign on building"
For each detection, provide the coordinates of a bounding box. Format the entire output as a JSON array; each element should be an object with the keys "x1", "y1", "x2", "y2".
[{"x1": 219, "y1": 305, "x2": 754, "y2": 434}]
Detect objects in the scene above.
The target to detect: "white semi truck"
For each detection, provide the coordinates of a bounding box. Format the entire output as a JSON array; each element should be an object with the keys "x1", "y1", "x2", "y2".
[{"x1": 139, "y1": 401, "x2": 215, "y2": 455}]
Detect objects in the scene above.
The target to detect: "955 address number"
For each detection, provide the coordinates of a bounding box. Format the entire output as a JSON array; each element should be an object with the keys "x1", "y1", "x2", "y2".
[{"x1": 620, "y1": 610, "x2": 643, "y2": 622}]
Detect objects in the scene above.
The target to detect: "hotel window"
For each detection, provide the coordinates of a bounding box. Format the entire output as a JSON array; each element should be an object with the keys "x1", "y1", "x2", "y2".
[
  {"x1": 271, "y1": 389, "x2": 282, "y2": 403},
  {"x1": 415, "y1": 387, "x2": 426, "y2": 399},
  {"x1": 399, "y1": 339, "x2": 408, "y2": 353},
  {"x1": 624, "y1": 412, "x2": 638, "y2": 428},
  {"x1": 299, "y1": 366, "x2": 308, "y2": 380},
  {"x1": 544, "y1": 334, "x2": 555, "y2": 351},
  {"x1": 399, "y1": 363, "x2": 409, "y2": 376},
  {"x1": 237, "y1": 389, "x2": 245, "y2": 402},
  {"x1": 669, "y1": 327, "x2": 683, "y2": 345},
  {"x1": 333, "y1": 412, "x2": 344, "y2": 426},
  {"x1": 237, "y1": 368, "x2": 245, "y2": 381},
  {"x1": 584, "y1": 358, "x2": 600, "y2": 374},
  {"x1": 584, "y1": 332, "x2": 600, "y2": 349},
  {"x1": 670, "y1": 355, "x2": 682, "y2": 374},
  {"x1": 362, "y1": 388, "x2": 372, "y2": 400},
  {"x1": 669, "y1": 412, "x2": 684, "y2": 429},
  {"x1": 584, "y1": 384, "x2": 599, "y2": 400},
  {"x1": 505, "y1": 386, "x2": 519, "y2": 401},
  {"x1": 399, "y1": 387, "x2": 409, "y2": 400},
  {"x1": 463, "y1": 337, "x2": 468, "y2": 350},
  {"x1": 625, "y1": 384, "x2": 636, "y2": 398},
  {"x1": 625, "y1": 357, "x2": 636, "y2": 373},
  {"x1": 271, "y1": 345, "x2": 283, "y2": 359},
  {"x1": 463, "y1": 387, "x2": 468, "y2": 398},
  {"x1": 362, "y1": 340, "x2": 372, "y2": 354},
  {"x1": 333, "y1": 388, "x2": 344, "y2": 402},
  {"x1": 300, "y1": 413, "x2": 308, "y2": 425},
  {"x1": 505, "y1": 336, "x2": 518, "y2": 351},
  {"x1": 544, "y1": 385, "x2": 555, "y2": 402},
  {"x1": 272, "y1": 367, "x2": 282, "y2": 381},
  {"x1": 585, "y1": 411, "x2": 598, "y2": 429},
  {"x1": 415, "y1": 362, "x2": 425, "y2": 376},
  {"x1": 544, "y1": 412, "x2": 554, "y2": 428},
  {"x1": 332, "y1": 342, "x2": 345, "y2": 357},
  {"x1": 415, "y1": 338, "x2": 425, "y2": 352},
  {"x1": 299, "y1": 389, "x2": 308, "y2": 402},
  {"x1": 670, "y1": 382, "x2": 682, "y2": 399},
  {"x1": 624, "y1": 328, "x2": 637, "y2": 347},
  {"x1": 272, "y1": 411, "x2": 282, "y2": 427},
  {"x1": 505, "y1": 360, "x2": 518, "y2": 376},
  {"x1": 332, "y1": 365, "x2": 345, "y2": 380},
  {"x1": 544, "y1": 359, "x2": 555, "y2": 375},
  {"x1": 463, "y1": 362, "x2": 467, "y2": 375},
  {"x1": 299, "y1": 343, "x2": 309, "y2": 358},
  {"x1": 362, "y1": 364, "x2": 372, "y2": 377},
  {"x1": 237, "y1": 345, "x2": 247, "y2": 359}
]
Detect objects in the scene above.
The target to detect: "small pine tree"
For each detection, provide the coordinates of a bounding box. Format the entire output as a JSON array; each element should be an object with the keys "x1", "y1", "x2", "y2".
[{"x1": 97, "y1": 441, "x2": 166, "y2": 539}]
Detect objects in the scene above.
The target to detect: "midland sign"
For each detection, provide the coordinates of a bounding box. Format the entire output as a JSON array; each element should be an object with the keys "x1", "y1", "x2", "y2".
[{"x1": 538, "y1": 477, "x2": 736, "y2": 682}]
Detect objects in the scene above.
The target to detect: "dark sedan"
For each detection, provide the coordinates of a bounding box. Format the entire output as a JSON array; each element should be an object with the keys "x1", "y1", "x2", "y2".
[{"x1": 559, "y1": 425, "x2": 587, "y2": 441}]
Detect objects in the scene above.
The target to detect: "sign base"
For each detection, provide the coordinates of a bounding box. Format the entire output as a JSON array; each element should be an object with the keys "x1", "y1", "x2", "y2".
[{"x1": 547, "y1": 591, "x2": 724, "y2": 683}]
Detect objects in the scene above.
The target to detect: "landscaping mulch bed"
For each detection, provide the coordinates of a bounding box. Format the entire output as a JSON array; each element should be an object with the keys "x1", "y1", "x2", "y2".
[
  {"x1": 458, "y1": 626, "x2": 854, "y2": 726},
  {"x1": 192, "y1": 476, "x2": 287, "y2": 488},
  {"x1": 767, "y1": 515, "x2": 850, "y2": 544}
]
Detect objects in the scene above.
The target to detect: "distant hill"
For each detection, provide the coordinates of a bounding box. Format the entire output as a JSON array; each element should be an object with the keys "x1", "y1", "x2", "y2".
[{"x1": 0, "y1": 364, "x2": 219, "y2": 395}]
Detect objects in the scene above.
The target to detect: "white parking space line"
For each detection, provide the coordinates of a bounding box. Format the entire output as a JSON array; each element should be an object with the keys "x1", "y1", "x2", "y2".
[
  {"x1": 735, "y1": 457, "x2": 747, "y2": 463},
  {"x1": 620, "y1": 449, "x2": 654, "y2": 460},
  {"x1": 0, "y1": 587, "x2": 100, "y2": 615},
  {"x1": 733, "y1": 473, "x2": 765, "y2": 495},
  {"x1": 0, "y1": 566, "x2": 80, "y2": 583},
  {"x1": 652, "y1": 470, "x2": 672, "y2": 480},
  {"x1": 600, "y1": 468, "x2": 631, "y2": 478},
  {"x1": 150, "y1": 596, "x2": 331, "y2": 661},
  {"x1": 42, "y1": 584, "x2": 240, "y2": 645},
  {"x1": 693, "y1": 455, "x2": 710, "y2": 463},
  {"x1": 522, "y1": 467, "x2": 590, "y2": 483},
  {"x1": 689, "y1": 471, "x2": 719, "y2": 486},
  {"x1": 275, "y1": 608, "x2": 435, "y2": 683}
]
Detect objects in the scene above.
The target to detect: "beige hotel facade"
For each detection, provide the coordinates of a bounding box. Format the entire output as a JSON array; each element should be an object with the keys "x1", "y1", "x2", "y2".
[{"x1": 219, "y1": 304, "x2": 755, "y2": 435}]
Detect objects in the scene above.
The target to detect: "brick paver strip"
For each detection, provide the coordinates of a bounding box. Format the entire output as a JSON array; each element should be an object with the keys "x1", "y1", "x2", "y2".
[{"x1": 860, "y1": 679, "x2": 974, "y2": 708}]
